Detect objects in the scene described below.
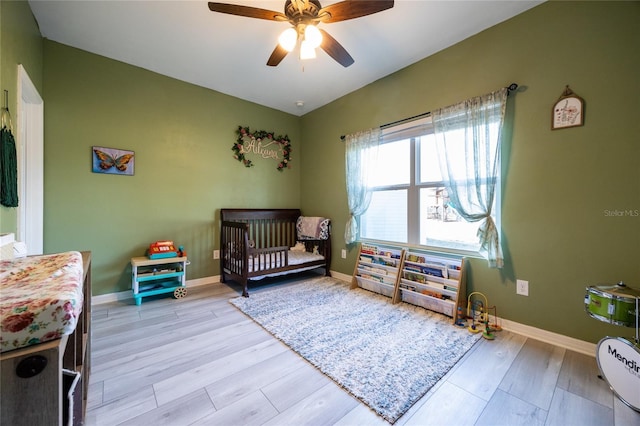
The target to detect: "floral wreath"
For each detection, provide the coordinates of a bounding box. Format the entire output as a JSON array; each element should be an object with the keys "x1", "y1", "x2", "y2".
[{"x1": 232, "y1": 125, "x2": 292, "y2": 171}]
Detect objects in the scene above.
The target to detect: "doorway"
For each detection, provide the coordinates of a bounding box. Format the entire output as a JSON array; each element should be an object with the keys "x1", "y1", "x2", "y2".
[{"x1": 17, "y1": 64, "x2": 44, "y2": 255}]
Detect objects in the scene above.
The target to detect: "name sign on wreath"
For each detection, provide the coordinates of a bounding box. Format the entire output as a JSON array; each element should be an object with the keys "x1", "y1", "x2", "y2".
[{"x1": 232, "y1": 125, "x2": 292, "y2": 171}]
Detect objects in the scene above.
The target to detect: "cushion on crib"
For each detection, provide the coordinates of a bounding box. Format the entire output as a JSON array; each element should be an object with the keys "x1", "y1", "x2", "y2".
[{"x1": 296, "y1": 217, "x2": 330, "y2": 240}]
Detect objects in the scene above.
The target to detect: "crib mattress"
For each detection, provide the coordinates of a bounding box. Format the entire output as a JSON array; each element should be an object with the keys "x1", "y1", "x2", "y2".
[
  {"x1": 248, "y1": 250, "x2": 324, "y2": 272},
  {"x1": 226, "y1": 250, "x2": 325, "y2": 277},
  {"x1": 1, "y1": 251, "x2": 84, "y2": 353}
]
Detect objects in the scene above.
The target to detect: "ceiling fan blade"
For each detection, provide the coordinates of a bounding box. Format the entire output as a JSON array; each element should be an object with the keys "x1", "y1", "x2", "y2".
[
  {"x1": 267, "y1": 44, "x2": 289, "y2": 67},
  {"x1": 319, "y1": 29, "x2": 354, "y2": 67},
  {"x1": 318, "y1": 0, "x2": 394, "y2": 23},
  {"x1": 208, "y1": 2, "x2": 287, "y2": 21}
]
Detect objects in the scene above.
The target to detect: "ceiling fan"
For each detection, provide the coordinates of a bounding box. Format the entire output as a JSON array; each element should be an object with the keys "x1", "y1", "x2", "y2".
[{"x1": 208, "y1": 0, "x2": 395, "y2": 67}]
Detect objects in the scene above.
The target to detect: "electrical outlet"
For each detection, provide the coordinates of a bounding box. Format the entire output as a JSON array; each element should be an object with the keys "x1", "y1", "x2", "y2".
[
  {"x1": 516, "y1": 279, "x2": 529, "y2": 296},
  {"x1": 341, "y1": 249, "x2": 347, "y2": 259},
  {"x1": 213, "y1": 250, "x2": 220, "y2": 259}
]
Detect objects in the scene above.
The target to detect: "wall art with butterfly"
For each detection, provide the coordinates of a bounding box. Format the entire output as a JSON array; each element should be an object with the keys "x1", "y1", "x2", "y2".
[{"x1": 92, "y1": 146, "x2": 135, "y2": 176}]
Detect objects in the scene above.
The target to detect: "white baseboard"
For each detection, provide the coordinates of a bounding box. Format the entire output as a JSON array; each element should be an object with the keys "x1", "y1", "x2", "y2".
[
  {"x1": 91, "y1": 270, "x2": 596, "y2": 357},
  {"x1": 91, "y1": 275, "x2": 221, "y2": 305},
  {"x1": 330, "y1": 270, "x2": 352, "y2": 283},
  {"x1": 496, "y1": 317, "x2": 596, "y2": 357}
]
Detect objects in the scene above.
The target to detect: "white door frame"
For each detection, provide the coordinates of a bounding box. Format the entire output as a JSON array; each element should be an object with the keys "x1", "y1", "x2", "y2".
[{"x1": 17, "y1": 64, "x2": 44, "y2": 255}]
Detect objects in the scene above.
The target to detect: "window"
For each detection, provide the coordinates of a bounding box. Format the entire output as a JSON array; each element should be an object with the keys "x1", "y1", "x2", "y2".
[{"x1": 360, "y1": 117, "x2": 498, "y2": 253}]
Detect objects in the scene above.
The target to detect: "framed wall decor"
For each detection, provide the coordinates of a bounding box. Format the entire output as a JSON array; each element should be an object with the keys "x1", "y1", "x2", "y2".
[
  {"x1": 552, "y1": 85, "x2": 584, "y2": 130},
  {"x1": 92, "y1": 146, "x2": 135, "y2": 175}
]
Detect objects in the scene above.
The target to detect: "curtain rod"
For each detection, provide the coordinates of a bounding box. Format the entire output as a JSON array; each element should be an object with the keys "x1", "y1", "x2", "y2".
[{"x1": 340, "y1": 83, "x2": 519, "y2": 141}]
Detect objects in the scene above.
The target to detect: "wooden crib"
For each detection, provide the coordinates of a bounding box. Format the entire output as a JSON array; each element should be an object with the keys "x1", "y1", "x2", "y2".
[{"x1": 220, "y1": 209, "x2": 331, "y2": 296}]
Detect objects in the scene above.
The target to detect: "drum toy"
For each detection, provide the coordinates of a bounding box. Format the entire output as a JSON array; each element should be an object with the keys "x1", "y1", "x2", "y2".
[
  {"x1": 596, "y1": 337, "x2": 640, "y2": 412},
  {"x1": 585, "y1": 282, "x2": 639, "y2": 327}
]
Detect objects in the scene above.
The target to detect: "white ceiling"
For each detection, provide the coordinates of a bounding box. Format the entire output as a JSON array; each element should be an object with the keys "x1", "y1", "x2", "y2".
[{"x1": 28, "y1": 0, "x2": 542, "y2": 116}]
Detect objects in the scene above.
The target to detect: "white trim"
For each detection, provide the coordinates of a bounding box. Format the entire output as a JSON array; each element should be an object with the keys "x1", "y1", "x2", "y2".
[
  {"x1": 186, "y1": 275, "x2": 220, "y2": 287},
  {"x1": 497, "y1": 317, "x2": 596, "y2": 357},
  {"x1": 331, "y1": 270, "x2": 352, "y2": 283},
  {"x1": 92, "y1": 274, "x2": 221, "y2": 305},
  {"x1": 16, "y1": 64, "x2": 44, "y2": 256},
  {"x1": 90, "y1": 270, "x2": 597, "y2": 357}
]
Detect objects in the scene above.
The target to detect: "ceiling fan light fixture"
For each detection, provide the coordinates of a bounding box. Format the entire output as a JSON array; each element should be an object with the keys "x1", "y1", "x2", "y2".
[
  {"x1": 304, "y1": 24, "x2": 322, "y2": 49},
  {"x1": 278, "y1": 28, "x2": 298, "y2": 52},
  {"x1": 208, "y1": 0, "x2": 395, "y2": 67},
  {"x1": 300, "y1": 39, "x2": 316, "y2": 60}
]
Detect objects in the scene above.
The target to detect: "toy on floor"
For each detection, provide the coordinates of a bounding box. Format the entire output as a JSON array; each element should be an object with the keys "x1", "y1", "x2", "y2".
[
  {"x1": 487, "y1": 305, "x2": 502, "y2": 332},
  {"x1": 467, "y1": 292, "x2": 499, "y2": 339},
  {"x1": 482, "y1": 316, "x2": 496, "y2": 340},
  {"x1": 466, "y1": 296, "x2": 484, "y2": 334},
  {"x1": 455, "y1": 306, "x2": 467, "y2": 328}
]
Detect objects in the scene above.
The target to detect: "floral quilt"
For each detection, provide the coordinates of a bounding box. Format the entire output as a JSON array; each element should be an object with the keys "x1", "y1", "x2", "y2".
[{"x1": 0, "y1": 251, "x2": 84, "y2": 353}]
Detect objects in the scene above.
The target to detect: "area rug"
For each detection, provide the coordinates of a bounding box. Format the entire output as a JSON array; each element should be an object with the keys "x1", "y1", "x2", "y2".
[{"x1": 229, "y1": 276, "x2": 481, "y2": 423}]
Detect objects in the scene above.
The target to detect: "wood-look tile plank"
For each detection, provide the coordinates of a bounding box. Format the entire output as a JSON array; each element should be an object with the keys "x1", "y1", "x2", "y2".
[
  {"x1": 613, "y1": 395, "x2": 640, "y2": 425},
  {"x1": 91, "y1": 311, "x2": 249, "y2": 361},
  {"x1": 172, "y1": 309, "x2": 216, "y2": 320},
  {"x1": 205, "y1": 350, "x2": 308, "y2": 409},
  {"x1": 556, "y1": 349, "x2": 613, "y2": 408},
  {"x1": 102, "y1": 326, "x2": 274, "y2": 401},
  {"x1": 119, "y1": 388, "x2": 216, "y2": 426},
  {"x1": 397, "y1": 330, "x2": 487, "y2": 425},
  {"x1": 261, "y1": 363, "x2": 333, "y2": 412},
  {"x1": 98, "y1": 289, "x2": 227, "y2": 327},
  {"x1": 498, "y1": 338, "x2": 565, "y2": 410},
  {"x1": 394, "y1": 356, "x2": 462, "y2": 426},
  {"x1": 87, "y1": 380, "x2": 103, "y2": 408},
  {"x1": 86, "y1": 384, "x2": 157, "y2": 426},
  {"x1": 333, "y1": 404, "x2": 389, "y2": 426},
  {"x1": 92, "y1": 301, "x2": 138, "y2": 316},
  {"x1": 475, "y1": 388, "x2": 547, "y2": 426},
  {"x1": 151, "y1": 286, "x2": 233, "y2": 316},
  {"x1": 91, "y1": 311, "x2": 207, "y2": 353},
  {"x1": 153, "y1": 338, "x2": 289, "y2": 406},
  {"x1": 91, "y1": 316, "x2": 257, "y2": 380},
  {"x1": 403, "y1": 381, "x2": 486, "y2": 426},
  {"x1": 91, "y1": 309, "x2": 143, "y2": 334},
  {"x1": 209, "y1": 302, "x2": 245, "y2": 318},
  {"x1": 191, "y1": 390, "x2": 278, "y2": 426},
  {"x1": 448, "y1": 331, "x2": 527, "y2": 400},
  {"x1": 262, "y1": 382, "x2": 360, "y2": 426},
  {"x1": 172, "y1": 288, "x2": 231, "y2": 312},
  {"x1": 546, "y1": 388, "x2": 613, "y2": 426},
  {"x1": 91, "y1": 309, "x2": 109, "y2": 321}
]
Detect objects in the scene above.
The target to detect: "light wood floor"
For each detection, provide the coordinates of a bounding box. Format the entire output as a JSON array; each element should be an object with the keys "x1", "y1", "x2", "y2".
[{"x1": 86, "y1": 274, "x2": 640, "y2": 426}]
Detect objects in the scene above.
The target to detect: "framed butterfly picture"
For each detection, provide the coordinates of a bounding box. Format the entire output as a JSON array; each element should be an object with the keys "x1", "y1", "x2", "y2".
[{"x1": 92, "y1": 146, "x2": 135, "y2": 176}]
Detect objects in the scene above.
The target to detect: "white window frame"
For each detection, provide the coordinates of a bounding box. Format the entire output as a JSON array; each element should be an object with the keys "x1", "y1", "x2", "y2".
[{"x1": 360, "y1": 116, "x2": 500, "y2": 257}]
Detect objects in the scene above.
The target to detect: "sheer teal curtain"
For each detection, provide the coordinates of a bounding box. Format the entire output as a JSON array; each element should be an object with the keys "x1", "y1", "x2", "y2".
[
  {"x1": 433, "y1": 88, "x2": 508, "y2": 268},
  {"x1": 344, "y1": 128, "x2": 380, "y2": 244}
]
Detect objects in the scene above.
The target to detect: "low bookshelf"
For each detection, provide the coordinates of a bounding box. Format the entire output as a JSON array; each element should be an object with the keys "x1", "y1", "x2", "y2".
[
  {"x1": 351, "y1": 242, "x2": 466, "y2": 323},
  {"x1": 351, "y1": 243, "x2": 404, "y2": 303},
  {"x1": 399, "y1": 249, "x2": 466, "y2": 321}
]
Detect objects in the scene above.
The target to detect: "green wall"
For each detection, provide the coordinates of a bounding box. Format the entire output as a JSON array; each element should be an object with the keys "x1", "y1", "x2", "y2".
[
  {"x1": 3, "y1": 1, "x2": 639, "y2": 344},
  {"x1": 42, "y1": 42, "x2": 301, "y2": 295},
  {"x1": 300, "y1": 1, "x2": 640, "y2": 343},
  {"x1": 0, "y1": 0, "x2": 43, "y2": 232}
]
